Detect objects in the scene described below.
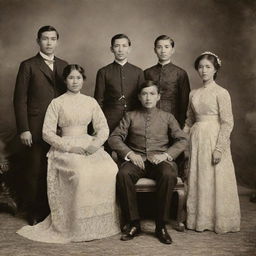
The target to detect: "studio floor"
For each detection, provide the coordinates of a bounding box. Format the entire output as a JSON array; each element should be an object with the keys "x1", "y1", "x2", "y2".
[{"x1": 0, "y1": 186, "x2": 255, "y2": 256}]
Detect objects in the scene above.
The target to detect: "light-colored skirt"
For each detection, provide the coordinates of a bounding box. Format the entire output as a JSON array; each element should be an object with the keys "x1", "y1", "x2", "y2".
[
  {"x1": 17, "y1": 135, "x2": 120, "y2": 243},
  {"x1": 187, "y1": 117, "x2": 240, "y2": 233}
]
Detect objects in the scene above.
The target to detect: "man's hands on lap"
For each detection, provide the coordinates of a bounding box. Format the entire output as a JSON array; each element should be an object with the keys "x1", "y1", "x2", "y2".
[
  {"x1": 148, "y1": 154, "x2": 168, "y2": 165},
  {"x1": 128, "y1": 152, "x2": 145, "y2": 170}
]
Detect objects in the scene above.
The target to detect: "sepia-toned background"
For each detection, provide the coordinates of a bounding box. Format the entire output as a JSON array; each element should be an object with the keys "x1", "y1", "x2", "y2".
[{"x1": 0, "y1": 0, "x2": 255, "y2": 187}]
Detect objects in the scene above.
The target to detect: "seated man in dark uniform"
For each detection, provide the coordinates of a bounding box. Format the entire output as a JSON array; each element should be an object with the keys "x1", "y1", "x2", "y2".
[{"x1": 108, "y1": 80, "x2": 187, "y2": 244}]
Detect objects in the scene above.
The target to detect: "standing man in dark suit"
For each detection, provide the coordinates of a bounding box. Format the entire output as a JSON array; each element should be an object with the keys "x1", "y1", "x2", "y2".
[
  {"x1": 94, "y1": 34, "x2": 144, "y2": 143},
  {"x1": 13, "y1": 25, "x2": 68, "y2": 225},
  {"x1": 144, "y1": 35, "x2": 190, "y2": 128},
  {"x1": 108, "y1": 81, "x2": 187, "y2": 244}
]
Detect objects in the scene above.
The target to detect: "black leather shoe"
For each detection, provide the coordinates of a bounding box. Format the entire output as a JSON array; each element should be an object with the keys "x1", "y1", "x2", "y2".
[
  {"x1": 155, "y1": 227, "x2": 173, "y2": 244},
  {"x1": 121, "y1": 223, "x2": 130, "y2": 234},
  {"x1": 120, "y1": 226, "x2": 141, "y2": 241}
]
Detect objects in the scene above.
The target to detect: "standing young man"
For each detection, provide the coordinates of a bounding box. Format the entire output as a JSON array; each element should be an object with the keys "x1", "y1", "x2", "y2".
[
  {"x1": 94, "y1": 34, "x2": 144, "y2": 136},
  {"x1": 144, "y1": 35, "x2": 190, "y2": 128},
  {"x1": 13, "y1": 25, "x2": 68, "y2": 225}
]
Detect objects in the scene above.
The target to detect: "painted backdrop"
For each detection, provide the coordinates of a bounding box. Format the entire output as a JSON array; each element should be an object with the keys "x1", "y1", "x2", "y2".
[{"x1": 0, "y1": 0, "x2": 255, "y2": 187}]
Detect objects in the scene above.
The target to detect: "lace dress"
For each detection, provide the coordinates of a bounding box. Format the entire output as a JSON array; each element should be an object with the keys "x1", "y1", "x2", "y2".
[
  {"x1": 17, "y1": 92, "x2": 120, "y2": 243},
  {"x1": 184, "y1": 81, "x2": 240, "y2": 233}
]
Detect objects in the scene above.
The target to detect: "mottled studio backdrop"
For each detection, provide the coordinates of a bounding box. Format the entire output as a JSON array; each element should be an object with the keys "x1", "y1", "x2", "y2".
[{"x1": 0, "y1": 0, "x2": 255, "y2": 187}]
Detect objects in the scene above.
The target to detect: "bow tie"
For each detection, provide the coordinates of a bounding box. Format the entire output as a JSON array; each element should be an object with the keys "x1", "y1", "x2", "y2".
[{"x1": 43, "y1": 58, "x2": 55, "y2": 64}]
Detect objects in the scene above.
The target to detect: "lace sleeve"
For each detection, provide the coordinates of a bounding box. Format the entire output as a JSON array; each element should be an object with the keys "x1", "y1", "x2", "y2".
[
  {"x1": 215, "y1": 89, "x2": 234, "y2": 152},
  {"x1": 183, "y1": 91, "x2": 196, "y2": 133},
  {"x1": 42, "y1": 100, "x2": 72, "y2": 152},
  {"x1": 90, "y1": 100, "x2": 109, "y2": 149}
]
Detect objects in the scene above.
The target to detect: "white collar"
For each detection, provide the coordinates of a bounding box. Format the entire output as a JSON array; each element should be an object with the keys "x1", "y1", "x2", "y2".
[
  {"x1": 158, "y1": 60, "x2": 171, "y2": 66},
  {"x1": 40, "y1": 51, "x2": 54, "y2": 61},
  {"x1": 115, "y1": 59, "x2": 127, "y2": 66}
]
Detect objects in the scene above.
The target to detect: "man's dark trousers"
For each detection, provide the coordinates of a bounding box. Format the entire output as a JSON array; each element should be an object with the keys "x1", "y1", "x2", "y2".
[{"x1": 116, "y1": 160, "x2": 177, "y2": 224}]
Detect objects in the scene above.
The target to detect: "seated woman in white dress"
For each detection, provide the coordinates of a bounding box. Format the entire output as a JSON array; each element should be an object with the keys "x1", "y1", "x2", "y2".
[
  {"x1": 17, "y1": 64, "x2": 119, "y2": 243},
  {"x1": 184, "y1": 52, "x2": 240, "y2": 233}
]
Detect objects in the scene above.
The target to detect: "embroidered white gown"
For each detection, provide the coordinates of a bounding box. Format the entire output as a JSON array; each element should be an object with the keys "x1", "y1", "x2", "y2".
[
  {"x1": 17, "y1": 92, "x2": 119, "y2": 243},
  {"x1": 184, "y1": 81, "x2": 240, "y2": 233}
]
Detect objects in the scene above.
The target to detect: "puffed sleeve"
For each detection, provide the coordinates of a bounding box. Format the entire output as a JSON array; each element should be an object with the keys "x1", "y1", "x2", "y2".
[
  {"x1": 215, "y1": 89, "x2": 234, "y2": 152},
  {"x1": 183, "y1": 90, "x2": 196, "y2": 134},
  {"x1": 89, "y1": 100, "x2": 109, "y2": 149},
  {"x1": 42, "y1": 100, "x2": 72, "y2": 152}
]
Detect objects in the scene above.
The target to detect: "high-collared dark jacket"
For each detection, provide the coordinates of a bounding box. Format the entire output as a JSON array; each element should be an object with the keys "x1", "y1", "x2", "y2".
[
  {"x1": 13, "y1": 53, "x2": 68, "y2": 142},
  {"x1": 144, "y1": 62, "x2": 190, "y2": 128},
  {"x1": 108, "y1": 107, "x2": 188, "y2": 160},
  {"x1": 95, "y1": 61, "x2": 144, "y2": 132}
]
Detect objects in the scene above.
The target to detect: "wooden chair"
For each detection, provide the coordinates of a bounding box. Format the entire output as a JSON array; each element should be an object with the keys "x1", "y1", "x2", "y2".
[
  {"x1": 135, "y1": 176, "x2": 186, "y2": 231},
  {"x1": 112, "y1": 151, "x2": 187, "y2": 231}
]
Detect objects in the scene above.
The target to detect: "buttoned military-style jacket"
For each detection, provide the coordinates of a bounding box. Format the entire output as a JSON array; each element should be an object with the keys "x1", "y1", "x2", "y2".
[
  {"x1": 95, "y1": 61, "x2": 144, "y2": 132},
  {"x1": 144, "y1": 62, "x2": 190, "y2": 128},
  {"x1": 108, "y1": 107, "x2": 188, "y2": 160}
]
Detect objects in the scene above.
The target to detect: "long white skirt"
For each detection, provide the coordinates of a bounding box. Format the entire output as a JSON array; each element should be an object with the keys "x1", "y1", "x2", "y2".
[
  {"x1": 186, "y1": 120, "x2": 240, "y2": 233},
  {"x1": 17, "y1": 135, "x2": 120, "y2": 243}
]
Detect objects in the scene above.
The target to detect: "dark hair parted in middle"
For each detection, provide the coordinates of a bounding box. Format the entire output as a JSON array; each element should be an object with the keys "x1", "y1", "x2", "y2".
[
  {"x1": 154, "y1": 35, "x2": 175, "y2": 48},
  {"x1": 194, "y1": 53, "x2": 221, "y2": 80},
  {"x1": 138, "y1": 80, "x2": 161, "y2": 94},
  {"x1": 63, "y1": 64, "x2": 87, "y2": 80},
  {"x1": 111, "y1": 34, "x2": 131, "y2": 47}
]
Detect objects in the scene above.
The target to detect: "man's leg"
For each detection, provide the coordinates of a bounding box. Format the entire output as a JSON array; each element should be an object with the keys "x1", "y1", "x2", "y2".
[
  {"x1": 36, "y1": 141, "x2": 50, "y2": 220},
  {"x1": 116, "y1": 161, "x2": 145, "y2": 240},
  {"x1": 23, "y1": 142, "x2": 49, "y2": 224},
  {"x1": 148, "y1": 161, "x2": 177, "y2": 244},
  {"x1": 116, "y1": 161, "x2": 145, "y2": 223}
]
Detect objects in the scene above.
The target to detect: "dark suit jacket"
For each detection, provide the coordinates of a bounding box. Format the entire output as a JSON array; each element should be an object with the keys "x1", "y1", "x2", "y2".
[
  {"x1": 94, "y1": 61, "x2": 144, "y2": 132},
  {"x1": 14, "y1": 53, "x2": 68, "y2": 142},
  {"x1": 144, "y1": 63, "x2": 190, "y2": 128},
  {"x1": 108, "y1": 107, "x2": 188, "y2": 160}
]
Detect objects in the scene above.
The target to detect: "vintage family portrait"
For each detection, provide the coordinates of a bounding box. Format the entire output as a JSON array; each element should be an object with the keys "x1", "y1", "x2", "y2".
[{"x1": 0, "y1": 0, "x2": 255, "y2": 255}]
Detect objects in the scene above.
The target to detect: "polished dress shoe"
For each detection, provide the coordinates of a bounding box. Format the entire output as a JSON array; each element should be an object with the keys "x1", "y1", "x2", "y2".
[
  {"x1": 155, "y1": 227, "x2": 173, "y2": 244},
  {"x1": 120, "y1": 226, "x2": 141, "y2": 241},
  {"x1": 121, "y1": 223, "x2": 130, "y2": 233}
]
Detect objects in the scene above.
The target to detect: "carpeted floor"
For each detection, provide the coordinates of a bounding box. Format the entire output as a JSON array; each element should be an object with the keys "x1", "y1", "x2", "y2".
[{"x1": 0, "y1": 187, "x2": 256, "y2": 256}]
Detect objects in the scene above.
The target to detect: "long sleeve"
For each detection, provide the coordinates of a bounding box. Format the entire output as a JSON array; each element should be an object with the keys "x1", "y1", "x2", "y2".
[
  {"x1": 183, "y1": 91, "x2": 196, "y2": 134},
  {"x1": 178, "y1": 71, "x2": 190, "y2": 128},
  {"x1": 215, "y1": 89, "x2": 234, "y2": 152},
  {"x1": 90, "y1": 101, "x2": 109, "y2": 149},
  {"x1": 137, "y1": 69, "x2": 145, "y2": 88},
  {"x1": 42, "y1": 100, "x2": 73, "y2": 152},
  {"x1": 108, "y1": 113, "x2": 132, "y2": 158},
  {"x1": 166, "y1": 115, "x2": 188, "y2": 159},
  {"x1": 94, "y1": 69, "x2": 105, "y2": 108},
  {"x1": 13, "y1": 62, "x2": 30, "y2": 133}
]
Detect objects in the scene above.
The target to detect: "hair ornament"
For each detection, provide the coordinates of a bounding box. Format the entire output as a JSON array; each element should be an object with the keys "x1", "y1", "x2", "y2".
[{"x1": 201, "y1": 51, "x2": 221, "y2": 66}]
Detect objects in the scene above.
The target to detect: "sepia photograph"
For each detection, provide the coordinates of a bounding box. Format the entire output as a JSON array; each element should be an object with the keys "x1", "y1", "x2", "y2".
[{"x1": 0, "y1": 0, "x2": 255, "y2": 255}]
